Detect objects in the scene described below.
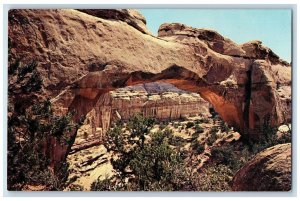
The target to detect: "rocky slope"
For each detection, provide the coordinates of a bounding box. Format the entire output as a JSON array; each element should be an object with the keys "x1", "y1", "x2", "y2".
[
  {"x1": 8, "y1": 9, "x2": 291, "y2": 169},
  {"x1": 66, "y1": 144, "x2": 113, "y2": 191},
  {"x1": 232, "y1": 143, "x2": 291, "y2": 191}
]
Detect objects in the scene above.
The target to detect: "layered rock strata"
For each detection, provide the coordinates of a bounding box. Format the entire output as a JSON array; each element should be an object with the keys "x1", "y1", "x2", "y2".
[{"x1": 74, "y1": 82, "x2": 210, "y2": 144}]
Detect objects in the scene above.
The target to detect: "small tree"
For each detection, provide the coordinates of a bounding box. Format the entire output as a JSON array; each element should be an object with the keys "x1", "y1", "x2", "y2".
[
  {"x1": 93, "y1": 114, "x2": 202, "y2": 191},
  {"x1": 7, "y1": 45, "x2": 77, "y2": 190}
]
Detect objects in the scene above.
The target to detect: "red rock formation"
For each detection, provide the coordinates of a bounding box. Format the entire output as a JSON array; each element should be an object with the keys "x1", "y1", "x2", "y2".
[
  {"x1": 8, "y1": 9, "x2": 291, "y2": 167},
  {"x1": 76, "y1": 9, "x2": 151, "y2": 35},
  {"x1": 232, "y1": 143, "x2": 291, "y2": 191}
]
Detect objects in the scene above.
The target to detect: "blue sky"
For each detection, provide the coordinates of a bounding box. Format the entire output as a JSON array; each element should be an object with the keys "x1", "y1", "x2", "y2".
[{"x1": 138, "y1": 9, "x2": 292, "y2": 62}]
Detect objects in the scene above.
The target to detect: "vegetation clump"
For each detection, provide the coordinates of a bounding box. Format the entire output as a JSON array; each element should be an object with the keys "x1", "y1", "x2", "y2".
[
  {"x1": 7, "y1": 41, "x2": 79, "y2": 190},
  {"x1": 186, "y1": 121, "x2": 195, "y2": 129},
  {"x1": 191, "y1": 141, "x2": 205, "y2": 155},
  {"x1": 206, "y1": 126, "x2": 219, "y2": 146},
  {"x1": 93, "y1": 114, "x2": 236, "y2": 191},
  {"x1": 194, "y1": 124, "x2": 204, "y2": 134}
]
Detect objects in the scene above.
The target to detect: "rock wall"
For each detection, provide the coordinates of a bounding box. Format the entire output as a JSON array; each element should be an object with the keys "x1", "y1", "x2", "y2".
[
  {"x1": 85, "y1": 82, "x2": 210, "y2": 135},
  {"x1": 71, "y1": 82, "x2": 210, "y2": 153}
]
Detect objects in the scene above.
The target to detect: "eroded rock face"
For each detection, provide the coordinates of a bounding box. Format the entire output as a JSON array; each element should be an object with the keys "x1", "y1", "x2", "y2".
[
  {"x1": 158, "y1": 23, "x2": 289, "y2": 65},
  {"x1": 248, "y1": 60, "x2": 291, "y2": 133},
  {"x1": 158, "y1": 23, "x2": 246, "y2": 57},
  {"x1": 77, "y1": 9, "x2": 151, "y2": 35},
  {"x1": 232, "y1": 143, "x2": 291, "y2": 191},
  {"x1": 87, "y1": 82, "x2": 210, "y2": 134}
]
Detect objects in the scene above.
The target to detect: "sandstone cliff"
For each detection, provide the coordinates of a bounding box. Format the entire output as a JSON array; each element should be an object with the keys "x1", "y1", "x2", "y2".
[
  {"x1": 96, "y1": 82, "x2": 209, "y2": 133},
  {"x1": 72, "y1": 82, "x2": 210, "y2": 147},
  {"x1": 232, "y1": 143, "x2": 291, "y2": 191}
]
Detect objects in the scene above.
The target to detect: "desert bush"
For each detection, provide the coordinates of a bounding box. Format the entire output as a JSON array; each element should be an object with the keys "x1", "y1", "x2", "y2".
[
  {"x1": 91, "y1": 177, "x2": 117, "y2": 191},
  {"x1": 194, "y1": 124, "x2": 204, "y2": 134},
  {"x1": 186, "y1": 121, "x2": 195, "y2": 129},
  {"x1": 68, "y1": 184, "x2": 84, "y2": 191},
  {"x1": 220, "y1": 120, "x2": 230, "y2": 133},
  {"x1": 210, "y1": 144, "x2": 250, "y2": 172},
  {"x1": 199, "y1": 118, "x2": 210, "y2": 124},
  {"x1": 179, "y1": 115, "x2": 189, "y2": 121},
  {"x1": 95, "y1": 126, "x2": 190, "y2": 191},
  {"x1": 173, "y1": 122, "x2": 180, "y2": 128},
  {"x1": 169, "y1": 135, "x2": 185, "y2": 146},
  {"x1": 243, "y1": 115, "x2": 291, "y2": 155},
  {"x1": 197, "y1": 164, "x2": 233, "y2": 191},
  {"x1": 159, "y1": 121, "x2": 168, "y2": 130},
  {"x1": 191, "y1": 132, "x2": 200, "y2": 140},
  {"x1": 277, "y1": 130, "x2": 292, "y2": 144},
  {"x1": 191, "y1": 141, "x2": 205, "y2": 154},
  {"x1": 206, "y1": 126, "x2": 219, "y2": 146}
]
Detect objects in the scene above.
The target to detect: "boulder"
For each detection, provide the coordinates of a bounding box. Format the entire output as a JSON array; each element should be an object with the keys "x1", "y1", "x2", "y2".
[{"x1": 232, "y1": 143, "x2": 292, "y2": 191}]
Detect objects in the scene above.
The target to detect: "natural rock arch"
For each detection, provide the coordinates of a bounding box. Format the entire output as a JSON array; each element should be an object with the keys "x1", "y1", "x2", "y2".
[
  {"x1": 64, "y1": 64, "x2": 256, "y2": 136},
  {"x1": 68, "y1": 65, "x2": 243, "y2": 133},
  {"x1": 8, "y1": 9, "x2": 291, "y2": 138}
]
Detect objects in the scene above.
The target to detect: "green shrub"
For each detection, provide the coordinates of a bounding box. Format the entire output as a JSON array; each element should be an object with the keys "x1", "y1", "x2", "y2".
[
  {"x1": 195, "y1": 119, "x2": 201, "y2": 124},
  {"x1": 7, "y1": 55, "x2": 76, "y2": 190},
  {"x1": 169, "y1": 136, "x2": 185, "y2": 146},
  {"x1": 209, "y1": 126, "x2": 218, "y2": 135},
  {"x1": 191, "y1": 141, "x2": 205, "y2": 154},
  {"x1": 159, "y1": 121, "x2": 168, "y2": 130},
  {"x1": 179, "y1": 116, "x2": 189, "y2": 121},
  {"x1": 191, "y1": 132, "x2": 200, "y2": 140},
  {"x1": 195, "y1": 124, "x2": 204, "y2": 134},
  {"x1": 207, "y1": 135, "x2": 217, "y2": 146},
  {"x1": 94, "y1": 127, "x2": 189, "y2": 191},
  {"x1": 94, "y1": 114, "x2": 229, "y2": 191},
  {"x1": 206, "y1": 126, "x2": 219, "y2": 146},
  {"x1": 243, "y1": 115, "x2": 291, "y2": 155},
  {"x1": 220, "y1": 120, "x2": 230, "y2": 133},
  {"x1": 91, "y1": 177, "x2": 116, "y2": 191},
  {"x1": 210, "y1": 145, "x2": 249, "y2": 172},
  {"x1": 197, "y1": 164, "x2": 233, "y2": 191},
  {"x1": 199, "y1": 118, "x2": 210, "y2": 124},
  {"x1": 277, "y1": 131, "x2": 292, "y2": 144},
  {"x1": 68, "y1": 184, "x2": 84, "y2": 191},
  {"x1": 173, "y1": 122, "x2": 180, "y2": 128},
  {"x1": 186, "y1": 121, "x2": 195, "y2": 129},
  {"x1": 211, "y1": 146, "x2": 233, "y2": 165}
]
